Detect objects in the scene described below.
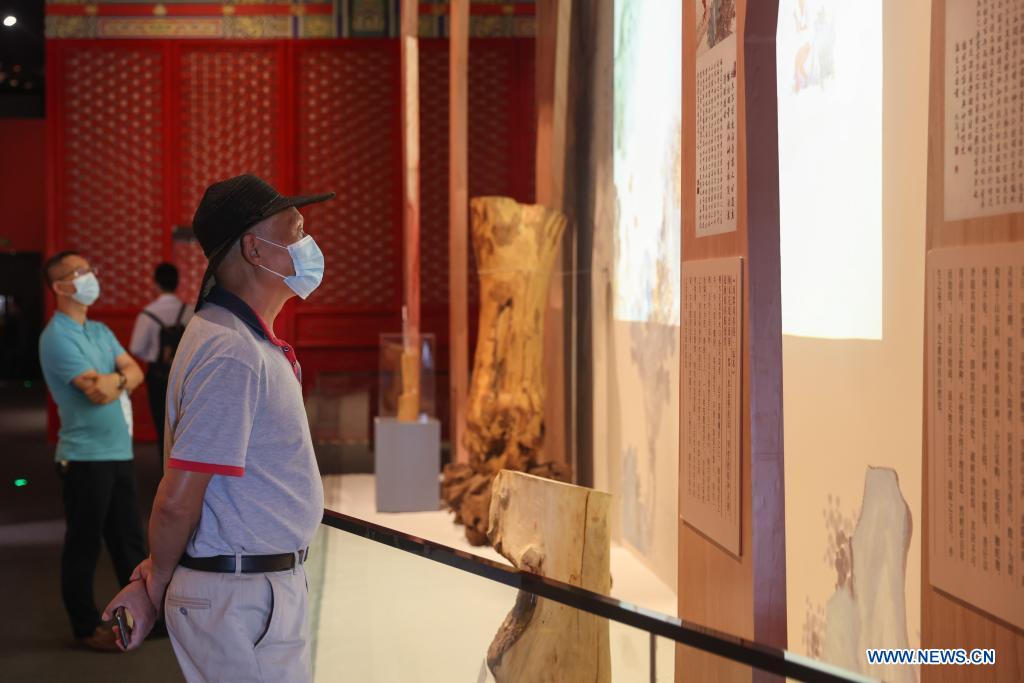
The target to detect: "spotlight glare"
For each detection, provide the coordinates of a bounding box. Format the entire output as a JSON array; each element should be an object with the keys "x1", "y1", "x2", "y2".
[{"x1": 2, "y1": 16, "x2": 16, "y2": 27}]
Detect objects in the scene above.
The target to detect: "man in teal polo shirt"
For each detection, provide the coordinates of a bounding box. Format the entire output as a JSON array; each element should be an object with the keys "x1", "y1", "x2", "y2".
[{"x1": 39, "y1": 250, "x2": 148, "y2": 651}]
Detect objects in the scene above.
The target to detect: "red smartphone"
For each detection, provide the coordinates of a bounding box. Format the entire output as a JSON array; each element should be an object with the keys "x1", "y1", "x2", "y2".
[{"x1": 114, "y1": 606, "x2": 132, "y2": 649}]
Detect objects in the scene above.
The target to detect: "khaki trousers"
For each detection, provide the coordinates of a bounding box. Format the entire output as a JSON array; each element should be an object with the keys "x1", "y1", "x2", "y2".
[{"x1": 165, "y1": 564, "x2": 312, "y2": 683}]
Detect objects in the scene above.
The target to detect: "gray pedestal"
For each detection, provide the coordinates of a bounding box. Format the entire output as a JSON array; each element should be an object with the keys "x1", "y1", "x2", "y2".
[{"x1": 373, "y1": 417, "x2": 441, "y2": 512}]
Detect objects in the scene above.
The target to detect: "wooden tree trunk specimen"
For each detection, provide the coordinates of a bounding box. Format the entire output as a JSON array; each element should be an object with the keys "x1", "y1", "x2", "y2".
[
  {"x1": 396, "y1": 336, "x2": 420, "y2": 421},
  {"x1": 441, "y1": 197, "x2": 572, "y2": 545},
  {"x1": 486, "y1": 470, "x2": 611, "y2": 683}
]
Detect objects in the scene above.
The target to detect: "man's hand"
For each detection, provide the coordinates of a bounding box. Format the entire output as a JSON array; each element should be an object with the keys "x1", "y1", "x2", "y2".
[
  {"x1": 102, "y1": 579, "x2": 158, "y2": 652},
  {"x1": 129, "y1": 556, "x2": 172, "y2": 616},
  {"x1": 83, "y1": 373, "x2": 121, "y2": 405},
  {"x1": 71, "y1": 369, "x2": 99, "y2": 393}
]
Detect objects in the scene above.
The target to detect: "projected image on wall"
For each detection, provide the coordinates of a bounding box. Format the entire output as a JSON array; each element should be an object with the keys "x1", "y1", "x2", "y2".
[
  {"x1": 777, "y1": 0, "x2": 882, "y2": 340},
  {"x1": 613, "y1": 0, "x2": 682, "y2": 326}
]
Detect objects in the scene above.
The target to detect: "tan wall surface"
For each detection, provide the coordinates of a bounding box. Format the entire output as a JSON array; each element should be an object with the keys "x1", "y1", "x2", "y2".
[
  {"x1": 587, "y1": 0, "x2": 680, "y2": 597},
  {"x1": 783, "y1": 0, "x2": 930, "y2": 676}
]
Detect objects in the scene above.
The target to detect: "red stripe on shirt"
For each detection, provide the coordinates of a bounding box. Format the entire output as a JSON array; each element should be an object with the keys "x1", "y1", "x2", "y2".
[
  {"x1": 252, "y1": 309, "x2": 302, "y2": 382},
  {"x1": 167, "y1": 458, "x2": 244, "y2": 477}
]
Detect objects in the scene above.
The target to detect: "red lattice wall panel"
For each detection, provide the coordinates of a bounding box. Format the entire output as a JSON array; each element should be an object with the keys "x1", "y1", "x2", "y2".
[
  {"x1": 172, "y1": 237, "x2": 208, "y2": 306},
  {"x1": 469, "y1": 42, "x2": 535, "y2": 205},
  {"x1": 296, "y1": 42, "x2": 401, "y2": 311},
  {"x1": 177, "y1": 44, "x2": 286, "y2": 226},
  {"x1": 418, "y1": 44, "x2": 451, "y2": 309},
  {"x1": 58, "y1": 44, "x2": 165, "y2": 310}
]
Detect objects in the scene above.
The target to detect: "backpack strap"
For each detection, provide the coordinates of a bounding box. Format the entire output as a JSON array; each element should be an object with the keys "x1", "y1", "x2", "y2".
[
  {"x1": 175, "y1": 302, "x2": 187, "y2": 325},
  {"x1": 142, "y1": 310, "x2": 167, "y2": 330}
]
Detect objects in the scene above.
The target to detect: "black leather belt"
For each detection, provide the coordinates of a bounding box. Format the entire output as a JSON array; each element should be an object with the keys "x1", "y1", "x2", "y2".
[{"x1": 180, "y1": 548, "x2": 309, "y2": 574}]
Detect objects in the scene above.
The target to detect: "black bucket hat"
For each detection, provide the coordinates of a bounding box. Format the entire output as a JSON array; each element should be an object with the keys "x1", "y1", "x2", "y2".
[{"x1": 191, "y1": 174, "x2": 335, "y2": 311}]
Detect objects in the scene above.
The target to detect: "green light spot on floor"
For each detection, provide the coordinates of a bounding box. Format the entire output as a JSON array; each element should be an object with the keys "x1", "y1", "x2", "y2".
[{"x1": 14, "y1": 479, "x2": 27, "y2": 487}]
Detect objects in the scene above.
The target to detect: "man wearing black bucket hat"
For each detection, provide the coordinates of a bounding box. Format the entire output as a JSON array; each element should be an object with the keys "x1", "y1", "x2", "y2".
[{"x1": 103, "y1": 175, "x2": 334, "y2": 682}]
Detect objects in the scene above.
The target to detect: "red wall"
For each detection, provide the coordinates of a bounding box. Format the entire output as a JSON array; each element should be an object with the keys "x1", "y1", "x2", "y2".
[
  {"x1": 46, "y1": 38, "x2": 535, "y2": 442},
  {"x1": 0, "y1": 119, "x2": 46, "y2": 253}
]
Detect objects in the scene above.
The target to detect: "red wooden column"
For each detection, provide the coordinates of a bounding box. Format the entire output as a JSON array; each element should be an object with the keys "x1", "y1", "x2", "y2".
[
  {"x1": 448, "y1": 0, "x2": 470, "y2": 463},
  {"x1": 536, "y1": 0, "x2": 572, "y2": 469},
  {"x1": 401, "y1": 0, "x2": 421, "y2": 343}
]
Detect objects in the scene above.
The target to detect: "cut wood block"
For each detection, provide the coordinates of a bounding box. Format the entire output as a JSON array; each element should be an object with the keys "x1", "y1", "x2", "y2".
[{"x1": 486, "y1": 470, "x2": 611, "y2": 683}]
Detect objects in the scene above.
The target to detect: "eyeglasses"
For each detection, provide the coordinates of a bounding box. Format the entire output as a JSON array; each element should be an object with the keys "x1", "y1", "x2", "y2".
[{"x1": 54, "y1": 265, "x2": 99, "y2": 282}]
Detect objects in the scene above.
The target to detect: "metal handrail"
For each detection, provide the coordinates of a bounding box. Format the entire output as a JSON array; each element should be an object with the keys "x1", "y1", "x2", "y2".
[{"x1": 321, "y1": 509, "x2": 874, "y2": 683}]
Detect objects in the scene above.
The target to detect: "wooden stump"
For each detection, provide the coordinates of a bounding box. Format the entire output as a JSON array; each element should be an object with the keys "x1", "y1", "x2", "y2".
[
  {"x1": 441, "y1": 197, "x2": 571, "y2": 545},
  {"x1": 486, "y1": 470, "x2": 611, "y2": 683}
]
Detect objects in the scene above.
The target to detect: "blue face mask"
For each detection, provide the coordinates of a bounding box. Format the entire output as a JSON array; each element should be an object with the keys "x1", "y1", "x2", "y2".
[
  {"x1": 71, "y1": 272, "x2": 100, "y2": 306},
  {"x1": 255, "y1": 234, "x2": 325, "y2": 300}
]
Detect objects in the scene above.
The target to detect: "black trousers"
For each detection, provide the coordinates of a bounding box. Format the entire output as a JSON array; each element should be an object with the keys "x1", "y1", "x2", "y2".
[
  {"x1": 60, "y1": 460, "x2": 147, "y2": 639},
  {"x1": 146, "y1": 366, "x2": 168, "y2": 463}
]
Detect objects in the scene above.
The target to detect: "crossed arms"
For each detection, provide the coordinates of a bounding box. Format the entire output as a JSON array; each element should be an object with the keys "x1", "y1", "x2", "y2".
[{"x1": 72, "y1": 352, "x2": 144, "y2": 404}]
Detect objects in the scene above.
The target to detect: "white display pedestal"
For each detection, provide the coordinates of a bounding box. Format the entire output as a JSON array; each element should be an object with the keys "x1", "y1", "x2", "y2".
[{"x1": 373, "y1": 417, "x2": 441, "y2": 512}]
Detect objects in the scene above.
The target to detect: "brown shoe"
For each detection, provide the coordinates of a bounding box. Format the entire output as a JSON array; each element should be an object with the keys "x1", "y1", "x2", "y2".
[{"x1": 77, "y1": 625, "x2": 120, "y2": 652}]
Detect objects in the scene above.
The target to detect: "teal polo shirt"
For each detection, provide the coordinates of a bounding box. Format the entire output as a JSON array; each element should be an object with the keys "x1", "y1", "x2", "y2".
[{"x1": 39, "y1": 312, "x2": 133, "y2": 462}]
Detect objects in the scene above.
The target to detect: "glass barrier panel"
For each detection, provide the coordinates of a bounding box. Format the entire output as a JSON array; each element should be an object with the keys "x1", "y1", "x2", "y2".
[
  {"x1": 309, "y1": 520, "x2": 528, "y2": 682},
  {"x1": 309, "y1": 517, "x2": 871, "y2": 683}
]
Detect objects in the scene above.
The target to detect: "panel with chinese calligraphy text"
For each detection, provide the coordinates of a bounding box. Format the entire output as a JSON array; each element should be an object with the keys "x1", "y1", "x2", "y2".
[
  {"x1": 927, "y1": 244, "x2": 1024, "y2": 630},
  {"x1": 681, "y1": 256, "x2": 743, "y2": 556},
  {"x1": 695, "y1": 0, "x2": 738, "y2": 238},
  {"x1": 944, "y1": 0, "x2": 1024, "y2": 221}
]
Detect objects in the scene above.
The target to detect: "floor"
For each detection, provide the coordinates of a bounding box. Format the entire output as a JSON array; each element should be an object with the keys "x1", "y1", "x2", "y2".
[{"x1": 0, "y1": 382, "x2": 184, "y2": 683}]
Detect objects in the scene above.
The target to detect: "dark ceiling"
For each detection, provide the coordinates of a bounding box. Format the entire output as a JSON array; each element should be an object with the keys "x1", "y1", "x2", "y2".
[{"x1": 0, "y1": 0, "x2": 44, "y2": 117}]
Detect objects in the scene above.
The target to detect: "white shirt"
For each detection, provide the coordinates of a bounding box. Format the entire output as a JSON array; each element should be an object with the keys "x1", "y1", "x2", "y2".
[{"x1": 129, "y1": 293, "x2": 193, "y2": 363}]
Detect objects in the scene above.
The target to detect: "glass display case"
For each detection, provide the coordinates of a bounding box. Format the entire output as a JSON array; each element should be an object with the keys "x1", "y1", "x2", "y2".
[{"x1": 377, "y1": 332, "x2": 436, "y2": 421}]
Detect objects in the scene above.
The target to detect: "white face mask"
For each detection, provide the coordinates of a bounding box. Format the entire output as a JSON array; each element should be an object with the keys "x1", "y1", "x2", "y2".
[
  {"x1": 70, "y1": 272, "x2": 100, "y2": 306},
  {"x1": 254, "y1": 234, "x2": 325, "y2": 300}
]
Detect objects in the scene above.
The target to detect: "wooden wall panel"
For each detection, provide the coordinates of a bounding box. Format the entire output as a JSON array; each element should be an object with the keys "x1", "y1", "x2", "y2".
[
  {"x1": 677, "y1": 0, "x2": 784, "y2": 680},
  {"x1": 921, "y1": 1, "x2": 1024, "y2": 680}
]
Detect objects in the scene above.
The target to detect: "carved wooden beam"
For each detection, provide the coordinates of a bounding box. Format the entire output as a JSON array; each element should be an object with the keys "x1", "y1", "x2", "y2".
[{"x1": 398, "y1": 0, "x2": 421, "y2": 422}]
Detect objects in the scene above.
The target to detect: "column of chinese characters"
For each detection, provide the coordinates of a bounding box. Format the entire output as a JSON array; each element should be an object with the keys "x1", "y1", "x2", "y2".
[{"x1": 696, "y1": 35, "x2": 738, "y2": 237}]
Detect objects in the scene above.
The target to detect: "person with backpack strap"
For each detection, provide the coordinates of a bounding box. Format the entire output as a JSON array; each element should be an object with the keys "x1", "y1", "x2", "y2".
[{"x1": 129, "y1": 263, "x2": 193, "y2": 464}]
